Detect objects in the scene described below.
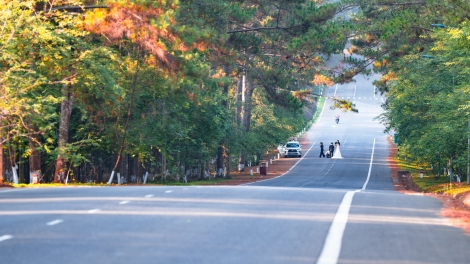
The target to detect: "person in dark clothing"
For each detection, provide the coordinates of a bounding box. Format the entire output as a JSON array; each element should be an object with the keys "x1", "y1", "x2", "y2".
[
  {"x1": 319, "y1": 142, "x2": 325, "y2": 158},
  {"x1": 328, "y1": 143, "x2": 335, "y2": 158}
]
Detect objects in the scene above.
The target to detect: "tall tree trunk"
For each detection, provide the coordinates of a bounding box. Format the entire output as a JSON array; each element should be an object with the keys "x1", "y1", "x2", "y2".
[
  {"x1": 29, "y1": 136, "x2": 41, "y2": 183},
  {"x1": 238, "y1": 76, "x2": 254, "y2": 172},
  {"x1": 242, "y1": 79, "x2": 254, "y2": 133},
  {"x1": 108, "y1": 67, "x2": 139, "y2": 184},
  {"x1": 216, "y1": 65, "x2": 231, "y2": 176},
  {"x1": 237, "y1": 74, "x2": 245, "y2": 171},
  {"x1": 235, "y1": 74, "x2": 244, "y2": 126},
  {"x1": 0, "y1": 136, "x2": 3, "y2": 183},
  {"x1": 54, "y1": 83, "x2": 74, "y2": 183}
]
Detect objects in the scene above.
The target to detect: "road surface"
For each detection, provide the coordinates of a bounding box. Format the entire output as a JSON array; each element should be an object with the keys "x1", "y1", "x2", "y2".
[{"x1": 1, "y1": 75, "x2": 470, "y2": 264}]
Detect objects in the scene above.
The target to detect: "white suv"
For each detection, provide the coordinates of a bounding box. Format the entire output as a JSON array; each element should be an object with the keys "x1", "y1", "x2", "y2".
[{"x1": 284, "y1": 141, "x2": 302, "y2": 158}]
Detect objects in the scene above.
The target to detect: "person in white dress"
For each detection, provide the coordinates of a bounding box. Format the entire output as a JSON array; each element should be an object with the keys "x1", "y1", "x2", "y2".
[{"x1": 332, "y1": 140, "x2": 343, "y2": 159}]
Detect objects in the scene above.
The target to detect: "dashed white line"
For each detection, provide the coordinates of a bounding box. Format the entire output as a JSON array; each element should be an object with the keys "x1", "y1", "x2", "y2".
[
  {"x1": 165, "y1": 190, "x2": 173, "y2": 193},
  {"x1": 0, "y1": 235, "x2": 13, "y2": 242},
  {"x1": 87, "y1": 209, "x2": 101, "y2": 213},
  {"x1": 47, "y1": 219, "x2": 63, "y2": 226},
  {"x1": 119, "y1": 201, "x2": 130, "y2": 205},
  {"x1": 145, "y1": 194, "x2": 154, "y2": 198}
]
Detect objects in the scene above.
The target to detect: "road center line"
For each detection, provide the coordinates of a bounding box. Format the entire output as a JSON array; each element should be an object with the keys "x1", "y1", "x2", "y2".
[
  {"x1": 145, "y1": 194, "x2": 154, "y2": 198},
  {"x1": 361, "y1": 138, "x2": 376, "y2": 191},
  {"x1": 119, "y1": 201, "x2": 130, "y2": 205},
  {"x1": 317, "y1": 191, "x2": 357, "y2": 264},
  {"x1": 0, "y1": 235, "x2": 13, "y2": 242},
  {"x1": 47, "y1": 219, "x2": 63, "y2": 226}
]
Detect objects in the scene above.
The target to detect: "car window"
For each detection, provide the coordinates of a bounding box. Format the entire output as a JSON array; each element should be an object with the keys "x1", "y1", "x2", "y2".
[{"x1": 286, "y1": 143, "x2": 299, "y2": 148}]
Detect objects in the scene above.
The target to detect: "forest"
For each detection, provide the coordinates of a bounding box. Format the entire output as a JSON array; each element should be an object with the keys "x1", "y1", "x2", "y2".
[{"x1": 1, "y1": 0, "x2": 470, "y2": 184}]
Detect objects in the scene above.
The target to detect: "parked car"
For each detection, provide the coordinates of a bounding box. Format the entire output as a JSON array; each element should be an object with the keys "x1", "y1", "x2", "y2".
[{"x1": 284, "y1": 141, "x2": 302, "y2": 158}]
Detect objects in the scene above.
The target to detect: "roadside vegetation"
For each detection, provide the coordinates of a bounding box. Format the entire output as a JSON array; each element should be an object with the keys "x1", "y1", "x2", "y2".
[
  {"x1": 0, "y1": 0, "x2": 352, "y2": 185},
  {"x1": 2, "y1": 0, "x2": 470, "y2": 187},
  {"x1": 394, "y1": 140, "x2": 470, "y2": 197},
  {"x1": 345, "y1": 0, "x2": 470, "y2": 183}
]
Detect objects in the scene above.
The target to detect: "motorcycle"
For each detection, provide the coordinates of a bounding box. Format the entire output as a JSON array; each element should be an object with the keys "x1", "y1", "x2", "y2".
[{"x1": 335, "y1": 117, "x2": 339, "y2": 124}]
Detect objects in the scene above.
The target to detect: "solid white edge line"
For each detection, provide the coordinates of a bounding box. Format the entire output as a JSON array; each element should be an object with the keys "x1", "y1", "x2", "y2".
[
  {"x1": 317, "y1": 190, "x2": 357, "y2": 264},
  {"x1": 0, "y1": 235, "x2": 13, "y2": 242},
  {"x1": 46, "y1": 219, "x2": 63, "y2": 226},
  {"x1": 317, "y1": 96, "x2": 328, "y2": 123},
  {"x1": 87, "y1": 209, "x2": 101, "y2": 213},
  {"x1": 361, "y1": 138, "x2": 376, "y2": 191}
]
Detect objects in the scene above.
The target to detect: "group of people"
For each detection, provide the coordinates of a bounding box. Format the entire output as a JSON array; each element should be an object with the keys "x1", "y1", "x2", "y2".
[{"x1": 319, "y1": 140, "x2": 342, "y2": 159}]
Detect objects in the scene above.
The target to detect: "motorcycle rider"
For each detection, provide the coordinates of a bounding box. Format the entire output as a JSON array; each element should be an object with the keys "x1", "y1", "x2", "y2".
[{"x1": 335, "y1": 113, "x2": 340, "y2": 124}]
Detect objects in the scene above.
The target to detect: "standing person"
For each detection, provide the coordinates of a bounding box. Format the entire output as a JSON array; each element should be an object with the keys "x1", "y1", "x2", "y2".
[
  {"x1": 333, "y1": 140, "x2": 343, "y2": 159},
  {"x1": 328, "y1": 143, "x2": 335, "y2": 158},
  {"x1": 335, "y1": 140, "x2": 340, "y2": 148},
  {"x1": 319, "y1": 142, "x2": 325, "y2": 158}
]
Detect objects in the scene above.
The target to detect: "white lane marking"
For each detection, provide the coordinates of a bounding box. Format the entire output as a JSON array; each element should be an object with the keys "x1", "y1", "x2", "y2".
[
  {"x1": 47, "y1": 219, "x2": 63, "y2": 226},
  {"x1": 145, "y1": 194, "x2": 153, "y2": 198},
  {"x1": 165, "y1": 190, "x2": 173, "y2": 193},
  {"x1": 0, "y1": 235, "x2": 13, "y2": 242},
  {"x1": 334, "y1": 84, "x2": 338, "y2": 97},
  {"x1": 88, "y1": 209, "x2": 101, "y2": 213},
  {"x1": 361, "y1": 138, "x2": 376, "y2": 191},
  {"x1": 317, "y1": 191, "x2": 357, "y2": 264},
  {"x1": 353, "y1": 84, "x2": 356, "y2": 97},
  {"x1": 119, "y1": 201, "x2": 130, "y2": 205}
]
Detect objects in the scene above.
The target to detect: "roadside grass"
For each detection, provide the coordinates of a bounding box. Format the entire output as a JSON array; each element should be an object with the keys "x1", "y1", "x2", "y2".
[
  {"x1": 4, "y1": 176, "x2": 242, "y2": 187},
  {"x1": 152, "y1": 177, "x2": 229, "y2": 186},
  {"x1": 11, "y1": 182, "x2": 109, "y2": 188},
  {"x1": 395, "y1": 154, "x2": 470, "y2": 196}
]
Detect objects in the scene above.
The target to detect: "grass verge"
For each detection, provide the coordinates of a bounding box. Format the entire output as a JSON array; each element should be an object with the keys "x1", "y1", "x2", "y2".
[{"x1": 395, "y1": 154, "x2": 470, "y2": 196}]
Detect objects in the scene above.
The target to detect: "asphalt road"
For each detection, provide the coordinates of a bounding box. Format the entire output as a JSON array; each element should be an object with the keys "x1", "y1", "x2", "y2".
[{"x1": 1, "y1": 75, "x2": 470, "y2": 264}]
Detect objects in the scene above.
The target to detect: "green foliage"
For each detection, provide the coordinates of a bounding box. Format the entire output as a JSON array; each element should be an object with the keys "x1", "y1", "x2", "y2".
[{"x1": 1, "y1": 0, "x2": 355, "y2": 183}]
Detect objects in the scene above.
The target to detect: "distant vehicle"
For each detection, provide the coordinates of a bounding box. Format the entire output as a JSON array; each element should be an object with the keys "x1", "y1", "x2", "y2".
[{"x1": 284, "y1": 141, "x2": 302, "y2": 158}]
